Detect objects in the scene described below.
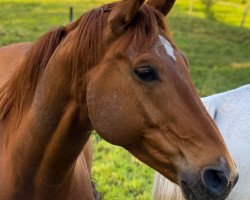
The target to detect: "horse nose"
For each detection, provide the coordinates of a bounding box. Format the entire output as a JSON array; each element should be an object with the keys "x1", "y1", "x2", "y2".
[
  {"x1": 202, "y1": 166, "x2": 239, "y2": 198},
  {"x1": 202, "y1": 168, "x2": 229, "y2": 196}
]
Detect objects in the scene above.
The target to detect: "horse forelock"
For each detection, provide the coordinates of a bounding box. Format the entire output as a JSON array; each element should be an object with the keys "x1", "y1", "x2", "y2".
[
  {"x1": 112, "y1": 4, "x2": 172, "y2": 53},
  {"x1": 0, "y1": 2, "x2": 171, "y2": 125}
]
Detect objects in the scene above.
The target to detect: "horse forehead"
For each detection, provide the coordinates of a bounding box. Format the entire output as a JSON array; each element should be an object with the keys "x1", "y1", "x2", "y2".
[{"x1": 156, "y1": 35, "x2": 176, "y2": 61}]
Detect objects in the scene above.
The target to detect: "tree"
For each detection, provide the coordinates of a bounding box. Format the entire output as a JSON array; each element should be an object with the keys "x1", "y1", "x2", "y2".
[
  {"x1": 189, "y1": 0, "x2": 194, "y2": 15},
  {"x1": 241, "y1": 0, "x2": 250, "y2": 27},
  {"x1": 200, "y1": 0, "x2": 215, "y2": 19},
  {"x1": 200, "y1": 0, "x2": 214, "y2": 12}
]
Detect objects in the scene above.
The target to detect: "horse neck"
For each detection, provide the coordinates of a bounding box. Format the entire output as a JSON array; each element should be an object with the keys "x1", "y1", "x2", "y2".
[{"x1": 3, "y1": 33, "x2": 93, "y2": 199}]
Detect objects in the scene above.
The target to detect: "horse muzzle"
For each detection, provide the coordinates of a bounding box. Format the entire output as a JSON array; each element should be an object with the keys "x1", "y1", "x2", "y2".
[{"x1": 180, "y1": 161, "x2": 239, "y2": 200}]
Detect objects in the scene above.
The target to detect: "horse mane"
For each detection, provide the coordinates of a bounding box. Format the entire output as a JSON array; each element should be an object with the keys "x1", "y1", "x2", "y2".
[
  {"x1": 0, "y1": 3, "x2": 171, "y2": 124},
  {"x1": 0, "y1": 27, "x2": 66, "y2": 121},
  {"x1": 152, "y1": 172, "x2": 184, "y2": 200}
]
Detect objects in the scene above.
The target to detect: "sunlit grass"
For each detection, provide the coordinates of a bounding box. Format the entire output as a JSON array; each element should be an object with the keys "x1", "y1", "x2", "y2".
[{"x1": 174, "y1": 0, "x2": 250, "y2": 28}]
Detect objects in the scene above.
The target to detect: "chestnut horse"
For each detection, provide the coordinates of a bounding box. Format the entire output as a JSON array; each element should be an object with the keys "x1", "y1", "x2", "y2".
[
  {"x1": 0, "y1": 0, "x2": 238, "y2": 199},
  {"x1": 153, "y1": 85, "x2": 250, "y2": 200}
]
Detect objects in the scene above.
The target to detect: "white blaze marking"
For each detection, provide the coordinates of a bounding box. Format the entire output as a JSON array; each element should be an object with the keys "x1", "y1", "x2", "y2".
[{"x1": 158, "y1": 35, "x2": 176, "y2": 61}]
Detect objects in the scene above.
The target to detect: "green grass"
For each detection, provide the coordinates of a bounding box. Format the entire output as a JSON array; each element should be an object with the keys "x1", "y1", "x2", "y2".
[
  {"x1": 0, "y1": 0, "x2": 250, "y2": 199},
  {"x1": 168, "y1": 11, "x2": 250, "y2": 96},
  {"x1": 92, "y1": 135, "x2": 154, "y2": 200}
]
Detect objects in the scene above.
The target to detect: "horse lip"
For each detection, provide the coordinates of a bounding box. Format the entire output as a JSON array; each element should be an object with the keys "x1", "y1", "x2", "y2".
[
  {"x1": 180, "y1": 180, "x2": 199, "y2": 200},
  {"x1": 232, "y1": 173, "x2": 239, "y2": 187}
]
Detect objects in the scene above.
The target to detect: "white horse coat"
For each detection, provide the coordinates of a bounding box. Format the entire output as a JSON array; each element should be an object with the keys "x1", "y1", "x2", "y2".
[{"x1": 153, "y1": 85, "x2": 250, "y2": 200}]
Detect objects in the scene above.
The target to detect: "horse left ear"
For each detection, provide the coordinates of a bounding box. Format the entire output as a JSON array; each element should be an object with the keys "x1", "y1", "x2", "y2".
[
  {"x1": 107, "y1": 0, "x2": 145, "y2": 38},
  {"x1": 147, "y1": 0, "x2": 176, "y2": 16}
]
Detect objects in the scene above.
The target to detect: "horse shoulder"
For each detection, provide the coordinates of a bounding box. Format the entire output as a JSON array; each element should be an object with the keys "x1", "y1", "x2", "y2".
[
  {"x1": 72, "y1": 147, "x2": 94, "y2": 200},
  {"x1": 0, "y1": 42, "x2": 32, "y2": 87}
]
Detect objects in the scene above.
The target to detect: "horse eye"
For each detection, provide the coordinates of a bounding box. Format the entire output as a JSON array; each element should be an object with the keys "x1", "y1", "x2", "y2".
[{"x1": 134, "y1": 66, "x2": 159, "y2": 82}]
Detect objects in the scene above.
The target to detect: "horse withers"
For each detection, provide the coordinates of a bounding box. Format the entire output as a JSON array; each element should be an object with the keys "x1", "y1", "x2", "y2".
[
  {"x1": 153, "y1": 85, "x2": 250, "y2": 200},
  {"x1": 0, "y1": 0, "x2": 238, "y2": 199}
]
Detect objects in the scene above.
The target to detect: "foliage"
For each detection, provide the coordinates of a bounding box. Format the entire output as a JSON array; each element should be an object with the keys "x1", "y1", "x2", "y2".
[
  {"x1": 0, "y1": 0, "x2": 250, "y2": 199},
  {"x1": 200, "y1": 0, "x2": 214, "y2": 12}
]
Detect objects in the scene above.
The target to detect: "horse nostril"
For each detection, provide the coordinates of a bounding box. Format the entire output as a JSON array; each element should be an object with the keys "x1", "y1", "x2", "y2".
[{"x1": 202, "y1": 168, "x2": 229, "y2": 197}]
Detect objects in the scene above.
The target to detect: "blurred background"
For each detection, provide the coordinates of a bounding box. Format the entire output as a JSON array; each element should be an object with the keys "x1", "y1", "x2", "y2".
[{"x1": 0, "y1": 0, "x2": 249, "y2": 199}]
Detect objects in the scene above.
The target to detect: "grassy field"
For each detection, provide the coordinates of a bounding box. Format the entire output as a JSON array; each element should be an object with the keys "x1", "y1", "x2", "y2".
[{"x1": 0, "y1": 0, "x2": 250, "y2": 199}]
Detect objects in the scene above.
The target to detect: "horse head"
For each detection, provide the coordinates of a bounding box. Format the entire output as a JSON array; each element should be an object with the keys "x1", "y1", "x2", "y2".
[{"x1": 85, "y1": 0, "x2": 238, "y2": 199}]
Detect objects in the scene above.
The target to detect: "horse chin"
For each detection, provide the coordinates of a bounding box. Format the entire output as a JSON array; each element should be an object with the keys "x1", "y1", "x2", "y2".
[
  {"x1": 180, "y1": 180, "x2": 199, "y2": 200},
  {"x1": 179, "y1": 177, "x2": 232, "y2": 200}
]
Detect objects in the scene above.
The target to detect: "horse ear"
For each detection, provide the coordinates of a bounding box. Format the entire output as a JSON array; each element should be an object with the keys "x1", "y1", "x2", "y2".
[
  {"x1": 107, "y1": 0, "x2": 145, "y2": 37},
  {"x1": 147, "y1": 0, "x2": 176, "y2": 16}
]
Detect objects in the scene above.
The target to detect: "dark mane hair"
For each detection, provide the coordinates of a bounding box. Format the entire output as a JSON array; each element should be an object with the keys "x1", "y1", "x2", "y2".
[
  {"x1": 0, "y1": 27, "x2": 66, "y2": 121},
  {"x1": 0, "y1": 3, "x2": 170, "y2": 123}
]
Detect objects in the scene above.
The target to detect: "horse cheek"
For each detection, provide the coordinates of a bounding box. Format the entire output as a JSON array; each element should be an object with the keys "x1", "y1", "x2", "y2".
[{"x1": 86, "y1": 79, "x2": 140, "y2": 146}]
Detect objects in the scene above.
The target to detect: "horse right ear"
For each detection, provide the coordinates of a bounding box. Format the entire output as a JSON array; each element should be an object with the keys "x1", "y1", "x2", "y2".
[
  {"x1": 107, "y1": 0, "x2": 145, "y2": 38},
  {"x1": 147, "y1": 0, "x2": 176, "y2": 16}
]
